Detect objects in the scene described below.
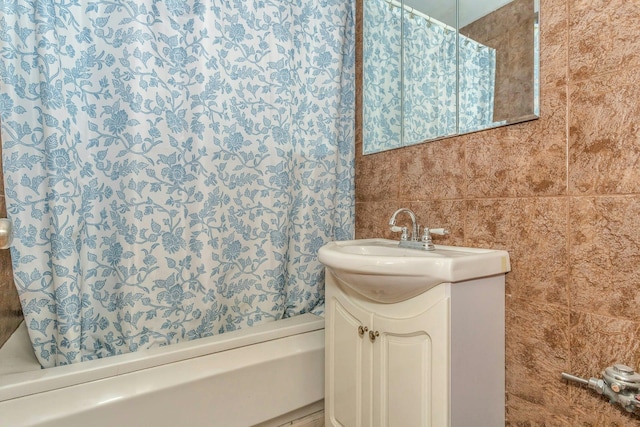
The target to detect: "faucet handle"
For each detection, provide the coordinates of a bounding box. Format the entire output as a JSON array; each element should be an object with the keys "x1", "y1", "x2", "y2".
[{"x1": 428, "y1": 228, "x2": 449, "y2": 236}]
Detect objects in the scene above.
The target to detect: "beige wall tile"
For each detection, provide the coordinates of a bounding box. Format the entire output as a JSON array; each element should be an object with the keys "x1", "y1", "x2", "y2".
[
  {"x1": 570, "y1": 196, "x2": 640, "y2": 321},
  {"x1": 466, "y1": 198, "x2": 568, "y2": 305},
  {"x1": 355, "y1": 148, "x2": 400, "y2": 202},
  {"x1": 569, "y1": 68, "x2": 640, "y2": 195},
  {"x1": 506, "y1": 394, "x2": 574, "y2": 426},
  {"x1": 398, "y1": 141, "x2": 466, "y2": 201},
  {"x1": 569, "y1": 0, "x2": 640, "y2": 81},
  {"x1": 540, "y1": 0, "x2": 568, "y2": 86},
  {"x1": 355, "y1": 201, "x2": 399, "y2": 240},
  {"x1": 505, "y1": 297, "x2": 570, "y2": 424}
]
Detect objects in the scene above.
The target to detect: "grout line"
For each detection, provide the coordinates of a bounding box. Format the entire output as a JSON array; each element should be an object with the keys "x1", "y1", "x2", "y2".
[{"x1": 565, "y1": 0, "x2": 575, "y2": 412}]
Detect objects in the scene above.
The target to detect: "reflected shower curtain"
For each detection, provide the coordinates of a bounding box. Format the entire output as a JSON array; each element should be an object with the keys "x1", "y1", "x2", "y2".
[
  {"x1": 363, "y1": 0, "x2": 495, "y2": 147},
  {"x1": 0, "y1": 0, "x2": 355, "y2": 367},
  {"x1": 402, "y1": 13, "x2": 457, "y2": 144},
  {"x1": 404, "y1": 14, "x2": 496, "y2": 141},
  {"x1": 363, "y1": 0, "x2": 402, "y2": 153},
  {"x1": 458, "y1": 35, "x2": 497, "y2": 133}
]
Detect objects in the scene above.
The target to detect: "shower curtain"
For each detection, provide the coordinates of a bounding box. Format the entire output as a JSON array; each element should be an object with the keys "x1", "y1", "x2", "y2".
[{"x1": 0, "y1": 0, "x2": 355, "y2": 368}]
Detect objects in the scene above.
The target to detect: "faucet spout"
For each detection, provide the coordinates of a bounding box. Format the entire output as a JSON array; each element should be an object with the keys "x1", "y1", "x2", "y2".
[{"x1": 388, "y1": 208, "x2": 418, "y2": 241}]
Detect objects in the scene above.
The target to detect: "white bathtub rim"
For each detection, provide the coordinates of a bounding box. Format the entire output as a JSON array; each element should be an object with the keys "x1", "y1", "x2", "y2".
[
  {"x1": 0, "y1": 313, "x2": 324, "y2": 402},
  {"x1": 0, "y1": 329, "x2": 326, "y2": 427}
]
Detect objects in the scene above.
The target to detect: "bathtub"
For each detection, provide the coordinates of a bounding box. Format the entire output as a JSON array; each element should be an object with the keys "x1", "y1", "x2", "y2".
[{"x1": 0, "y1": 313, "x2": 325, "y2": 427}]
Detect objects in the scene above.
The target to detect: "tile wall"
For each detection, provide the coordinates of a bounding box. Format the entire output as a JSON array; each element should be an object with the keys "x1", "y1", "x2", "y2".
[{"x1": 356, "y1": 0, "x2": 640, "y2": 424}]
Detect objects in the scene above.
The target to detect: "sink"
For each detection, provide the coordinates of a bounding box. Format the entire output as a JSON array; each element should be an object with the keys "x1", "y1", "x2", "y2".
[{"x1": 318, "y1": 238, "x2": 511, "y2": 303}]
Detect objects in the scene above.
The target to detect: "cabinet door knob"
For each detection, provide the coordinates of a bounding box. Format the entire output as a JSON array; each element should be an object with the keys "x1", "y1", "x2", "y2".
[
  {"x1": 358, "y1": 325, "x2": 369, "y2": 336},
  {"x1": 369, "y1": 330, "x2": 380, "y2": 341}
]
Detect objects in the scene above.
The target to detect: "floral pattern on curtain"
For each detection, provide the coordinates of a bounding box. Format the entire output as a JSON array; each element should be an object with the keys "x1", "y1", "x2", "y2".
[{"x1": 0, "y1": 0, "x2": 355, "y2": 367}]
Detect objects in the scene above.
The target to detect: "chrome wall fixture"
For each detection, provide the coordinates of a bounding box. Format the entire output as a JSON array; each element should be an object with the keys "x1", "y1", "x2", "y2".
[
  {"x1": 562, "y1": 364, "x2": 640, "y2": 415},
  {"x1": 0, "y1": 218, "x2": 12, "y2": 250}
]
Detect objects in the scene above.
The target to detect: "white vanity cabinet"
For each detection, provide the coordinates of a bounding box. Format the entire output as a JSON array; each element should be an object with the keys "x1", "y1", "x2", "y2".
[{"x1": 325, "y1": 269, "x2": 506, "y2": 427}]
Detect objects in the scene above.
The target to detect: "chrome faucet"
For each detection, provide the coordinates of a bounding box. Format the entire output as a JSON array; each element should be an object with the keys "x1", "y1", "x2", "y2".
[
  {"x1": 388, "y1": 208, "x2": 418, "y2": 242},
  {"x1": 388, "y1": 208, "x2": 449, "y2": 251}
]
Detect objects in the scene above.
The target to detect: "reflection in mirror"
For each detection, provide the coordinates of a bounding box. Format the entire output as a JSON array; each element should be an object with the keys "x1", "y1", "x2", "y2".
[
  {"x1": 459, "y1": 0, "x2": 539, "y2": 128},
  {"x1": 363, "y1": 0, "x2": 403, "y2": 154},
  {"x1": 457, "y1": 34, "x2": 497, "y2": 134},
  {"x1": 362, "y1": 0, "x2": 540, "y2": 155},
  {"x1": 402, "y1": 3, "x2": 457, "y2": 145}
]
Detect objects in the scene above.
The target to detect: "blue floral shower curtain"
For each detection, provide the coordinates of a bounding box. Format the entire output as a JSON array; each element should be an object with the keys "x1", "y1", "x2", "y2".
[{"x1": 0, "y1": 0, "x2": 355, "y2": 368}]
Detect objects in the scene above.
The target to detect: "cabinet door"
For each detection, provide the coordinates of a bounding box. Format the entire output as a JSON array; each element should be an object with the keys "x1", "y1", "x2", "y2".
[
  {"x1": 371, "y1": 297, "x2": 450, "y2": 427},
  {"x1": 326, "y1": 289, "x2": 374, "y2": 427}
]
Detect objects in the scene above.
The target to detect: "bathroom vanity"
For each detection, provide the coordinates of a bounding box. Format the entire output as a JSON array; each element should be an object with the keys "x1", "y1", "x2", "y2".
[{"x1": 319, "y1": 239, "x2": 510, "y2": 427}]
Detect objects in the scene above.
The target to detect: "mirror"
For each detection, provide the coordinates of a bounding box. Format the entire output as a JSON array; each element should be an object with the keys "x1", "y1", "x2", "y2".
[{"x1": 363, "y1": 0, "x2": 540, "y2": 154}]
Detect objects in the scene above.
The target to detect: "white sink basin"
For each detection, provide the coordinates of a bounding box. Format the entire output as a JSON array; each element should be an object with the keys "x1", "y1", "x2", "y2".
[{"x1": 318, "y1": 238, "x2": 511, "y2": 303}]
